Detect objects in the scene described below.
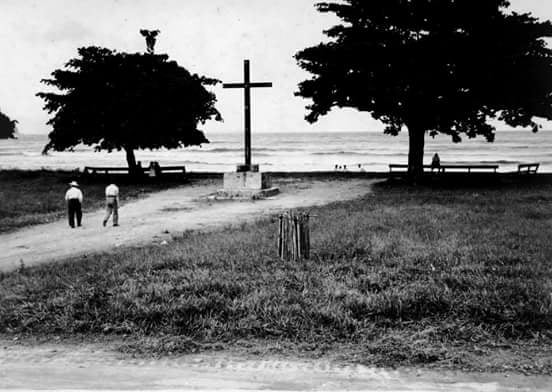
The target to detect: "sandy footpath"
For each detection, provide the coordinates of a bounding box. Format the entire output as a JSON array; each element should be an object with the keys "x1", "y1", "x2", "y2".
[
  {"x1": 0, "y1": 178, "x2": 377, "y2": 272},
  {"x1": 1, "y1": 341, "x2": 551, "y2": 391}
]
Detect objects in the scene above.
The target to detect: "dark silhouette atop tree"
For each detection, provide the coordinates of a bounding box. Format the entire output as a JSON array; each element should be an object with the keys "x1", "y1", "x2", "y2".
[
  {"x1": 140, "y1": 29, "x2": 160, "y2": 54},
  {"x1": 296, "y1": 0, "x2": 552, "y2": 178},
  {"x1": 38, "y1": 45, "x2": 222, "y2": 174},
  {"x1": 0, "y1": 109, "x2": 17, "y2": 139}
]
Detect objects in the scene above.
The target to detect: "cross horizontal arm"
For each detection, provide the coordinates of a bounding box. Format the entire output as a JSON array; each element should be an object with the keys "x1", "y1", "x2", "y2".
[
  {"x1": 250, "y1": 82, "x2": 273, "y2": 88},
  {"x1": 223, "y1": 82, "x2": 273, "y2": 89},
  {"x1": 222, "y1": 83, "x2": 246, "y2": 88}
]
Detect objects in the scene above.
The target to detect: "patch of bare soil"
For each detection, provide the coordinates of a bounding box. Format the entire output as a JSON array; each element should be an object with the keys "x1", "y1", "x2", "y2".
[{"x1": 1, "y1": 340, "x2": 551, "y2": 391}]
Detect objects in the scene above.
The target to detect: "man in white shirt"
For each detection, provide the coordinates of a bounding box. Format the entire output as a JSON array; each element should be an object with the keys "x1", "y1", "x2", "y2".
[
  {"x1": 65, "y1": 181, "x2": 83, "y2": 228},
  {"x1": 103, "y1": 183, "x2": 120, "y2": 227}
]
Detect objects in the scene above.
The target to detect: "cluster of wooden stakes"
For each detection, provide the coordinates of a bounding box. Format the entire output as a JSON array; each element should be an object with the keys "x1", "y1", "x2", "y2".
[{"x1": 278, "y1": 211, "x2": 311, "y2": 261}]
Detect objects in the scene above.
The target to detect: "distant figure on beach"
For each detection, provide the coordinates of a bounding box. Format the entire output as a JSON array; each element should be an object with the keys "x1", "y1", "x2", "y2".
[
  {"x1": 103, "y1": 183, "x2": 120, "y2": 227},
  {"x1": 335, "y1": 164, "x2": 339, "y2": 171},
  {"x1": 358, "y1": 164, "x2": 365, "y2": 172},
  {"x1": 65, "y1": 181, "x2": 83, "y2": 228},
  {"x1": 431, "y1": 153, "x2": 441, "y2": 172}
]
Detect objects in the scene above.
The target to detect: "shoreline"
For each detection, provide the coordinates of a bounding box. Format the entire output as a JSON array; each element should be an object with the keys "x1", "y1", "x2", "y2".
[
  {"x1": 4, "y1": 167, "x2": 552, "y2": 176},
  {"x1": 3, "y1": 130, "x2": 552, "y2": 175}
]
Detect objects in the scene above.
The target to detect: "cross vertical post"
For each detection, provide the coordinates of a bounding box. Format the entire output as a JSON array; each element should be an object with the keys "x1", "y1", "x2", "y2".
[
  {"x1": 244, "y1": 60, "x2": 251, "y2": 167},
  {"x1": 223, "y1": 59, "x2": 272, "y2": 171}
]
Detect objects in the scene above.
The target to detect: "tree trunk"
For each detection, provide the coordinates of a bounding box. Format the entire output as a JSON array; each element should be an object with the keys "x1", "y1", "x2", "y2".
[
  {"x1": 407, "y1": 126, "x2": 426, "y2": 182},
  {"x1": 124, "y1": 146, "x2": 139, "y2": 176}
]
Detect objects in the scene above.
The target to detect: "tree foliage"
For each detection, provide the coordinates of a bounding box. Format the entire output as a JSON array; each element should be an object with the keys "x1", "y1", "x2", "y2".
[
  {"x1": 38, "y1": 46, "x2": 222, "y2": 170},
  {"x1": 296, "y1": 0, "x2": 552, "y2": 177},
  {"x1": 0, "y1": 109, "x2": 17, "y2": 139}
]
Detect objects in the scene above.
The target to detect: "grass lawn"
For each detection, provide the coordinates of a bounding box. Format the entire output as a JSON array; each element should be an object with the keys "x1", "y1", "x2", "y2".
[
  {"x1": 0, "y1": 170, "x2": 189, "y2": 233},
  {"x1": 1, "y1": 174, "x2": 551, "y2": 374}
]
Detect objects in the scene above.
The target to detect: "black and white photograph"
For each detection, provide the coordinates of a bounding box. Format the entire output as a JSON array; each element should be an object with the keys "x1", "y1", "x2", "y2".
[{"x1": 1, "y1": 0, "x2": 552, "y2": 390}]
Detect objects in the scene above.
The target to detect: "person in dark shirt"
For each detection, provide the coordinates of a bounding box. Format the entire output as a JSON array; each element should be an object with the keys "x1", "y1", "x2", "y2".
[
  {"x1": 64, "y1": 181, "x2": 83, "y2": 228},
  {"x1": 431, "y1": 153, "x2": 441, "y2": 172}
]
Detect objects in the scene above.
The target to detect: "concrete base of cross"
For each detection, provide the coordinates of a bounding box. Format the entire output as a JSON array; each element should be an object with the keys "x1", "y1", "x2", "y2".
[
  {"x1": 223, "y1": 170, "x2": 270, "y2": 190},
  {"x1": 220, "y1": 167, "x2": 279, "y2": 199}
]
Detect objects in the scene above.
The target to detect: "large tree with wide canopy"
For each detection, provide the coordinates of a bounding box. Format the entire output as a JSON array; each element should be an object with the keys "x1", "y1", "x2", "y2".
[
  {"x1": 38, "y1": 45, "x2": 221, "y2": 173},
  {"x1": 296, "y1": 0, "x2": 552, "y2": 178}
]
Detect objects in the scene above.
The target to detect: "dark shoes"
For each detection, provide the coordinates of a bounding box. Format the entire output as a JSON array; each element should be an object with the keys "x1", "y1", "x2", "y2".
[{"x1": 103, "y1": 221, "x2": 119, "y2": 227}]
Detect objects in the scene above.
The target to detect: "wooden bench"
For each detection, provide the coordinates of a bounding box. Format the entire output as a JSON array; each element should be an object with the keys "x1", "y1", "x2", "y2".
[
  {"x1": 517, "y1": 163, "x2": 539, "y2": 174},
  {"x1": 437, "y1": 164, "x2": 498, "y2": 173},
  {"x1": 157, "y1": 166, "x2": 186, "y2": 175},
  {"x1": 389, "y1": 164, "x2": 432, "y2": 172},
  {"x1": 83, "y1": 165, "x2": 186, "y2": 176},
  {"x1": 389, "y1": 164, "x2": 499, "y2": 174},
  {"x1": 83, "y1": 166, "x2": 136, "y2": 175}
]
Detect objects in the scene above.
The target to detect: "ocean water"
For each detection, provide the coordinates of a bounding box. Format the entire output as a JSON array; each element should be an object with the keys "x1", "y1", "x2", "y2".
[{"x1": 0, "y1": 131, "x2": 551, "y2": 173}]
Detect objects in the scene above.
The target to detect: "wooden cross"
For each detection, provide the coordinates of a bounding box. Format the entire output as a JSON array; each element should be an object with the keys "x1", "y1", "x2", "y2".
[{"x1": 223, "y1": 59, "x2": 272, "y2": 170}]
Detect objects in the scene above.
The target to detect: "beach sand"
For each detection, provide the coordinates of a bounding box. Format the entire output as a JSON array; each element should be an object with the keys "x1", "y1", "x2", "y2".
[{"x1": 0, "y1": 177, "x2": 378, "y2": 272}]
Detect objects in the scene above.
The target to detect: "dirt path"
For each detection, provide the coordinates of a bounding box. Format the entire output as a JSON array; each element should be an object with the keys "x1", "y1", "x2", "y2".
[
  {"x1": 0, "y1": 178, "x2": 377, "y2": 272},
  {"x1": 1, "y1": 341, "x2": 551, "y2": 391}
]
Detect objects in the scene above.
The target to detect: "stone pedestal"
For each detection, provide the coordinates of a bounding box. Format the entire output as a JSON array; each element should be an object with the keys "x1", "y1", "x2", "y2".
[
  {"x1": 224, "y1": 171, "x2": 271, "y2": 190},
  {"x1": 217, "y1": 167, "x2": 279, "y2": 199}
]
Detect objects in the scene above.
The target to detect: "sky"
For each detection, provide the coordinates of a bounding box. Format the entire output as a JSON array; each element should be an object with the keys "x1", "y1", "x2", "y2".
[{"x1": 0, "y1": 0, "x2": 551, "y2": 135}]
